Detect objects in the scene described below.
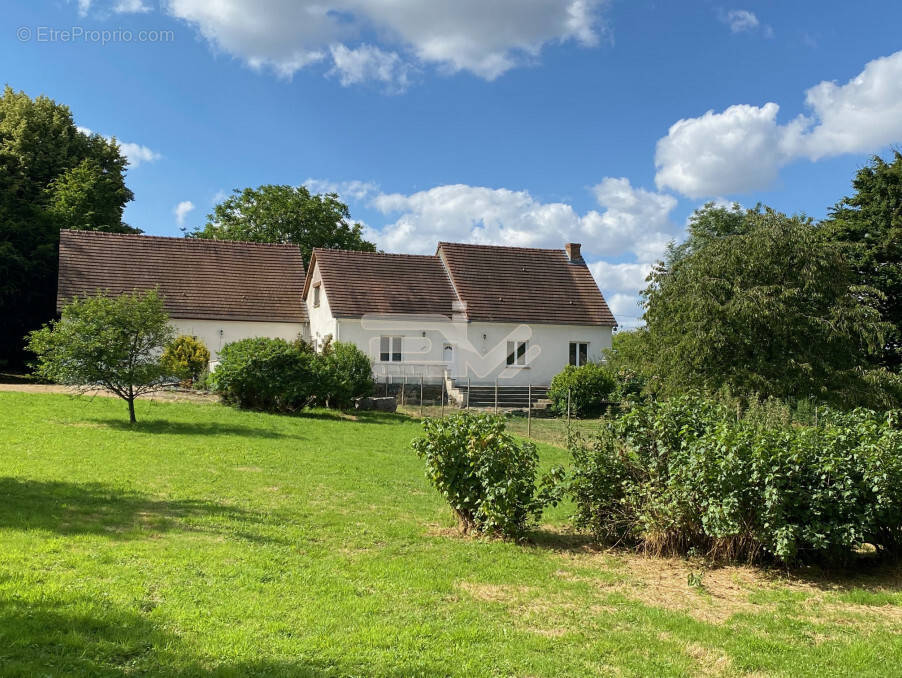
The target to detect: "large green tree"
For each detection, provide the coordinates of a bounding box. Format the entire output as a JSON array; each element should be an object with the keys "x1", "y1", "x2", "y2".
[
  {"x1": 0, "y1": 86, "x2": 137, "y2": 367},
  {"x1": 643, "y1": 204, "x2": 899, "y2": 407},
  {"x1": 26, "y1": 290, "x2": 176, "y2": 424},
  {"x1": 819, "y1": 152, "x2": 902, "y2": 370},
  {"x1": 187, "y1": 184, "x2": 376, "y2": 266}
]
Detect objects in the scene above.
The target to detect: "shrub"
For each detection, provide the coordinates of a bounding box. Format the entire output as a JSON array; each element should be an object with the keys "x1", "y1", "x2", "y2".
[
  {"x1": 548, "y1": 363, "x2": 617, "y2": 417},
  {"x1": 412, "y1": 413, "x2": 559, "y2": 539},
  {"x1": 162, "y1": 335, "x2": 211, "y2": 384},
  {"x1": 315, "y1": 341, "x2": 373, "y2": 408},
  {"x1": 568, "y1": 395, "x2": 902, "y2": 565},
  {"x1": 211, "y1": 337, "x2": 316, "y2": 412}
]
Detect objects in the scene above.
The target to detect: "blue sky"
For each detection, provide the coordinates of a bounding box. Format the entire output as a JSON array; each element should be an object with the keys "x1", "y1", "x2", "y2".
[{"x1": 5, "y1": 1, "x2": 902, "y2": 325}]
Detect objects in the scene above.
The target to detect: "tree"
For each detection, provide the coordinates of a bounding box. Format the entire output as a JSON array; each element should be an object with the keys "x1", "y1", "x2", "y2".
[
  {"x1": 187, "y1": 184, "x2": 376, "y2": 266},
  {"x1": 643, "y1": 204, "x2": 898, "y2": 407},
  {"x1": 820, "y1": 152, "x2": 902, "y2": 370},
  {"x1": 26, "y1": 290, "x2": 176, "y2": 423},
  {"x1": 0, "y1": 86, "x2": 137, "y2": 367}
]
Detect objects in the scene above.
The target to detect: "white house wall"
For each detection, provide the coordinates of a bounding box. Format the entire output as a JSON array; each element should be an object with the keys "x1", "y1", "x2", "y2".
[
  {"x1": 170, "y1": 319, "x2": 306, "y2": 363},
  {"x1": 337, "y1": 317, "x2": 613, "y2": 386}
]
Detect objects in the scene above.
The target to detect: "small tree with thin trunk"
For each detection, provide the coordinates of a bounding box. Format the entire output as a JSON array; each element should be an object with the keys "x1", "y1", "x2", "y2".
[{"x1": 26, "y1": 290, "x2": 176, "y2": 423}]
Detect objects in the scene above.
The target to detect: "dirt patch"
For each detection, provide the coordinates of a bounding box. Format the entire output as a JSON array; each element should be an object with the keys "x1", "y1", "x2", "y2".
[
  {"x1": 456, "y1": 580, "x2": 534, "y2": 603},
  {"x1": 533, "y1": 527, "x2": 902, "y2": 627},
  {"x1": 0, "y1": 383, "x2": 219, "y2": 403},
  {"x1": 684, "y1": 642, "x2": 733, "y2": 677}
]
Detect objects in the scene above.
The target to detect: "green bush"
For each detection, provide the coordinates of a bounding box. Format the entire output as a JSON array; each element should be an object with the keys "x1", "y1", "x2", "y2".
[
  {"x1": 548, "y1": 363, "x2": 617, "y2": 417},
  {"x1": 211, "y1": 337, "x2": 316, "y2": 412},
  {"x1": 162, "y1": 335, "x2": 211, "y2": 383},
  {"x1": 315, "y1": 341, "x2": 373, "y2": 408},
  {"x1": 412, "y1": 413, "x2": 559, "y2": 539},
  {"x1": 568, "y1": 395, "x2": 902, "y2": 565}
]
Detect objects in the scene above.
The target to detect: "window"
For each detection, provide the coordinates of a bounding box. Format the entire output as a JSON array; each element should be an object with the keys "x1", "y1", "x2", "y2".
[
  {"x1": 312, "y1": 284, "x2": 321, "y2": 308},
  {"x1": 569, "y1": 342, "x2": 589, "y2": 366},
  {"x1": 506, "y1": 340, "x2": 528, "y2": 366},
  {"x1": 380, "y1": 336, "x2": 402, "y2": 362}
]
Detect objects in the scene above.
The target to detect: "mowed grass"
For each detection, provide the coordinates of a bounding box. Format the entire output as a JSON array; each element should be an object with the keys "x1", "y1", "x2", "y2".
[{"x1": 1, "y1": 393, "x2": 901, "y2": 677}]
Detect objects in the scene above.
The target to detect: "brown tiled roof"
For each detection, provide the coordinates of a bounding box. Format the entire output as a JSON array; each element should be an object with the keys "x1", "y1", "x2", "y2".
[
  {"x1": 438, "y1": 242, "x2": 616, "y2": 326},
  {"x1": 57, "y1": 230, "x2": 307, "y2": 323},
  {"x1": 305, "y1": 248, "x2": 458, "y2": 317}
]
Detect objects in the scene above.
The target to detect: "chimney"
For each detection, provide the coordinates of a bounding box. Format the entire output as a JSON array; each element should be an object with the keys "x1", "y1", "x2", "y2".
[{"x1": 565, "y1": 242, "x2": 583, "y2": 263}]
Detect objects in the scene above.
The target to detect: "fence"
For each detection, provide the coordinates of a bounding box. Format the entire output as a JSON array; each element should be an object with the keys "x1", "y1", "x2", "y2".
[{"x1": 371, "y1": 375, "x2": 594, "y2": 440}]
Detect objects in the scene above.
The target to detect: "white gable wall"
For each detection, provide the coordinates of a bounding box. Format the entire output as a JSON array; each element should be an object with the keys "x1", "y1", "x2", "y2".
[{"x1": 305, "y1": 261, "x2": 338, "y2": 349}]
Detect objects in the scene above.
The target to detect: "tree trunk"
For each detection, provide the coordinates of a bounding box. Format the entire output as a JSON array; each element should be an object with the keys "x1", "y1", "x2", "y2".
[{"x1": 128, "y1": 396, "x2": 136, "y2": 424}]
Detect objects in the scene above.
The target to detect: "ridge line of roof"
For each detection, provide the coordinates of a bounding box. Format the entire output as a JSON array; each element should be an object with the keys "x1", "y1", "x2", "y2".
[
  {"x1": 437, "y1": 241, "x2": 566, "y2": 253},
  {"x1": 311, "y1": 247, "x2": 439, "y2": 259},
  {"x1": 61, "y1": 230, "x2": 304, "y2": 250}
]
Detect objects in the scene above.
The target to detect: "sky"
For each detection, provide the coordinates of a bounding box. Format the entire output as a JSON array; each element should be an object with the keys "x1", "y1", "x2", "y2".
[{"x1": 4, "y1": 1, "x2": 902, "y2": 327}]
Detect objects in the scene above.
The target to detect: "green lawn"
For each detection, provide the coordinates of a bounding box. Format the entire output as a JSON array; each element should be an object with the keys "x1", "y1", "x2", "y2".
[{"x1": 1, "y1": 392, "x2": 901, "y2": 677}]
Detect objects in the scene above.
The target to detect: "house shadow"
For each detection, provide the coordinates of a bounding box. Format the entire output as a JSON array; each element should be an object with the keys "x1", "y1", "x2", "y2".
[
  {"x1": 91, "y1": 418, "x2": 306, "y2": 440},
  {"x1": 0, "y1": 477, "x2": 280, "y2": 545}
]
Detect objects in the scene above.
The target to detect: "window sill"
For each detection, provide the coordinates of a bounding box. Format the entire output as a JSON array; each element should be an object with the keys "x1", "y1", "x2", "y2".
[{"x1": 506, "y1": 364, "x2": 530, "y2": 369}]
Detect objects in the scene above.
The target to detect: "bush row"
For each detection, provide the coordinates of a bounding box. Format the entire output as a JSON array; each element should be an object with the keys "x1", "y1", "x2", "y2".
[
  {"x1": 211, "y1": 336, "x2": 373, "y2": 412},
  {"x1": 568, "y1": 395, "x2": 902, "y2": 565}
]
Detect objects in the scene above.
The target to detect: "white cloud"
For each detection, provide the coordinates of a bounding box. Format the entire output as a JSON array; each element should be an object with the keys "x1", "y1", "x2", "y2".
[
  {"x1": 606, "y1": 293, "x2": 645, "y2": 327},
  {"x1": 174, "y1": 200, "x2": 196, "y2": 226},
  {"x1": 304, "y1": 178, "x2": 379, "y2": 201},
  {"x1": 77, "y1": 126, "x2": 162, "y2": 168},
  {"x1": 584, "y1": 177, "x2": 678, "y2": 262},
  {"x1": 722, "y1": 9, "x2": 759, "y2": 33},
  {"x1": 590, "y1": 261, "x2": 652, "y2": 294},
  {"x1": 718, "y1": 9, "x2": 773, "y2": 37},
  {"x1": 655, "y1": 50, "x2": 902, "y2": 198},
  {"x1": 328, "y1": 44, "x2": 412, "y2": 92},
  {"x1": 118, "y1": 142, "x2": 163, "y2": 168},
  {"x1": 654, "y1": 103, "x2": 793, "y2": 198},
  {"x1": 114, "y1": 0, "x2": 150, "y2": 13},
  {"x1": 796, "y1": 51, "x2": 902, "y2": 159},
  {"x1": 162, "y1": 0, "x2": 607, "y2": 81},
  {"x1": 370, "y1": 178, "x2": 676, "y2": 263}
]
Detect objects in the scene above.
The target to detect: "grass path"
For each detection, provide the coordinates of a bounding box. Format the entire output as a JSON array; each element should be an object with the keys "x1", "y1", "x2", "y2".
[{"x1": 0, "y1": 392, "x2": 900, "y2": 677}]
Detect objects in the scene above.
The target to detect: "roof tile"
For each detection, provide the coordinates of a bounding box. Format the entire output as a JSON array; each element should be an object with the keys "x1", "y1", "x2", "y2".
[{"x1": 57, "y1": 230, "x2": 307, "y2": 323}]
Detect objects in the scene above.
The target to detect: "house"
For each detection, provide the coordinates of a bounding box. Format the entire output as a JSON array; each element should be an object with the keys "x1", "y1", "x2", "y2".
[
  {"x1": 303, "y1": 242, "x2": 616, "y2": 386},
  {"x1": 56, "y1": 230, "x2": 617, "y2": 386},
  {"x1": 56, "y1": 229, "x2": 307, "y2": 361}
]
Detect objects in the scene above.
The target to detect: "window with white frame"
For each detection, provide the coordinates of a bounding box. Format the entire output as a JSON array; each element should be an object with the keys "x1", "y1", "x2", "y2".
[
  {"x1": 380, "y1": 336, "x2": 402, "y2": 362},
  {"x1": 569, "y1": 342, "x2": 589, "y2": 366},
  {"x1": 506, "y1": 340, "x2": 528, "y2": 366},
  {"x1": 312, "y1": 284, "x2": 320, "y2": 308}
]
